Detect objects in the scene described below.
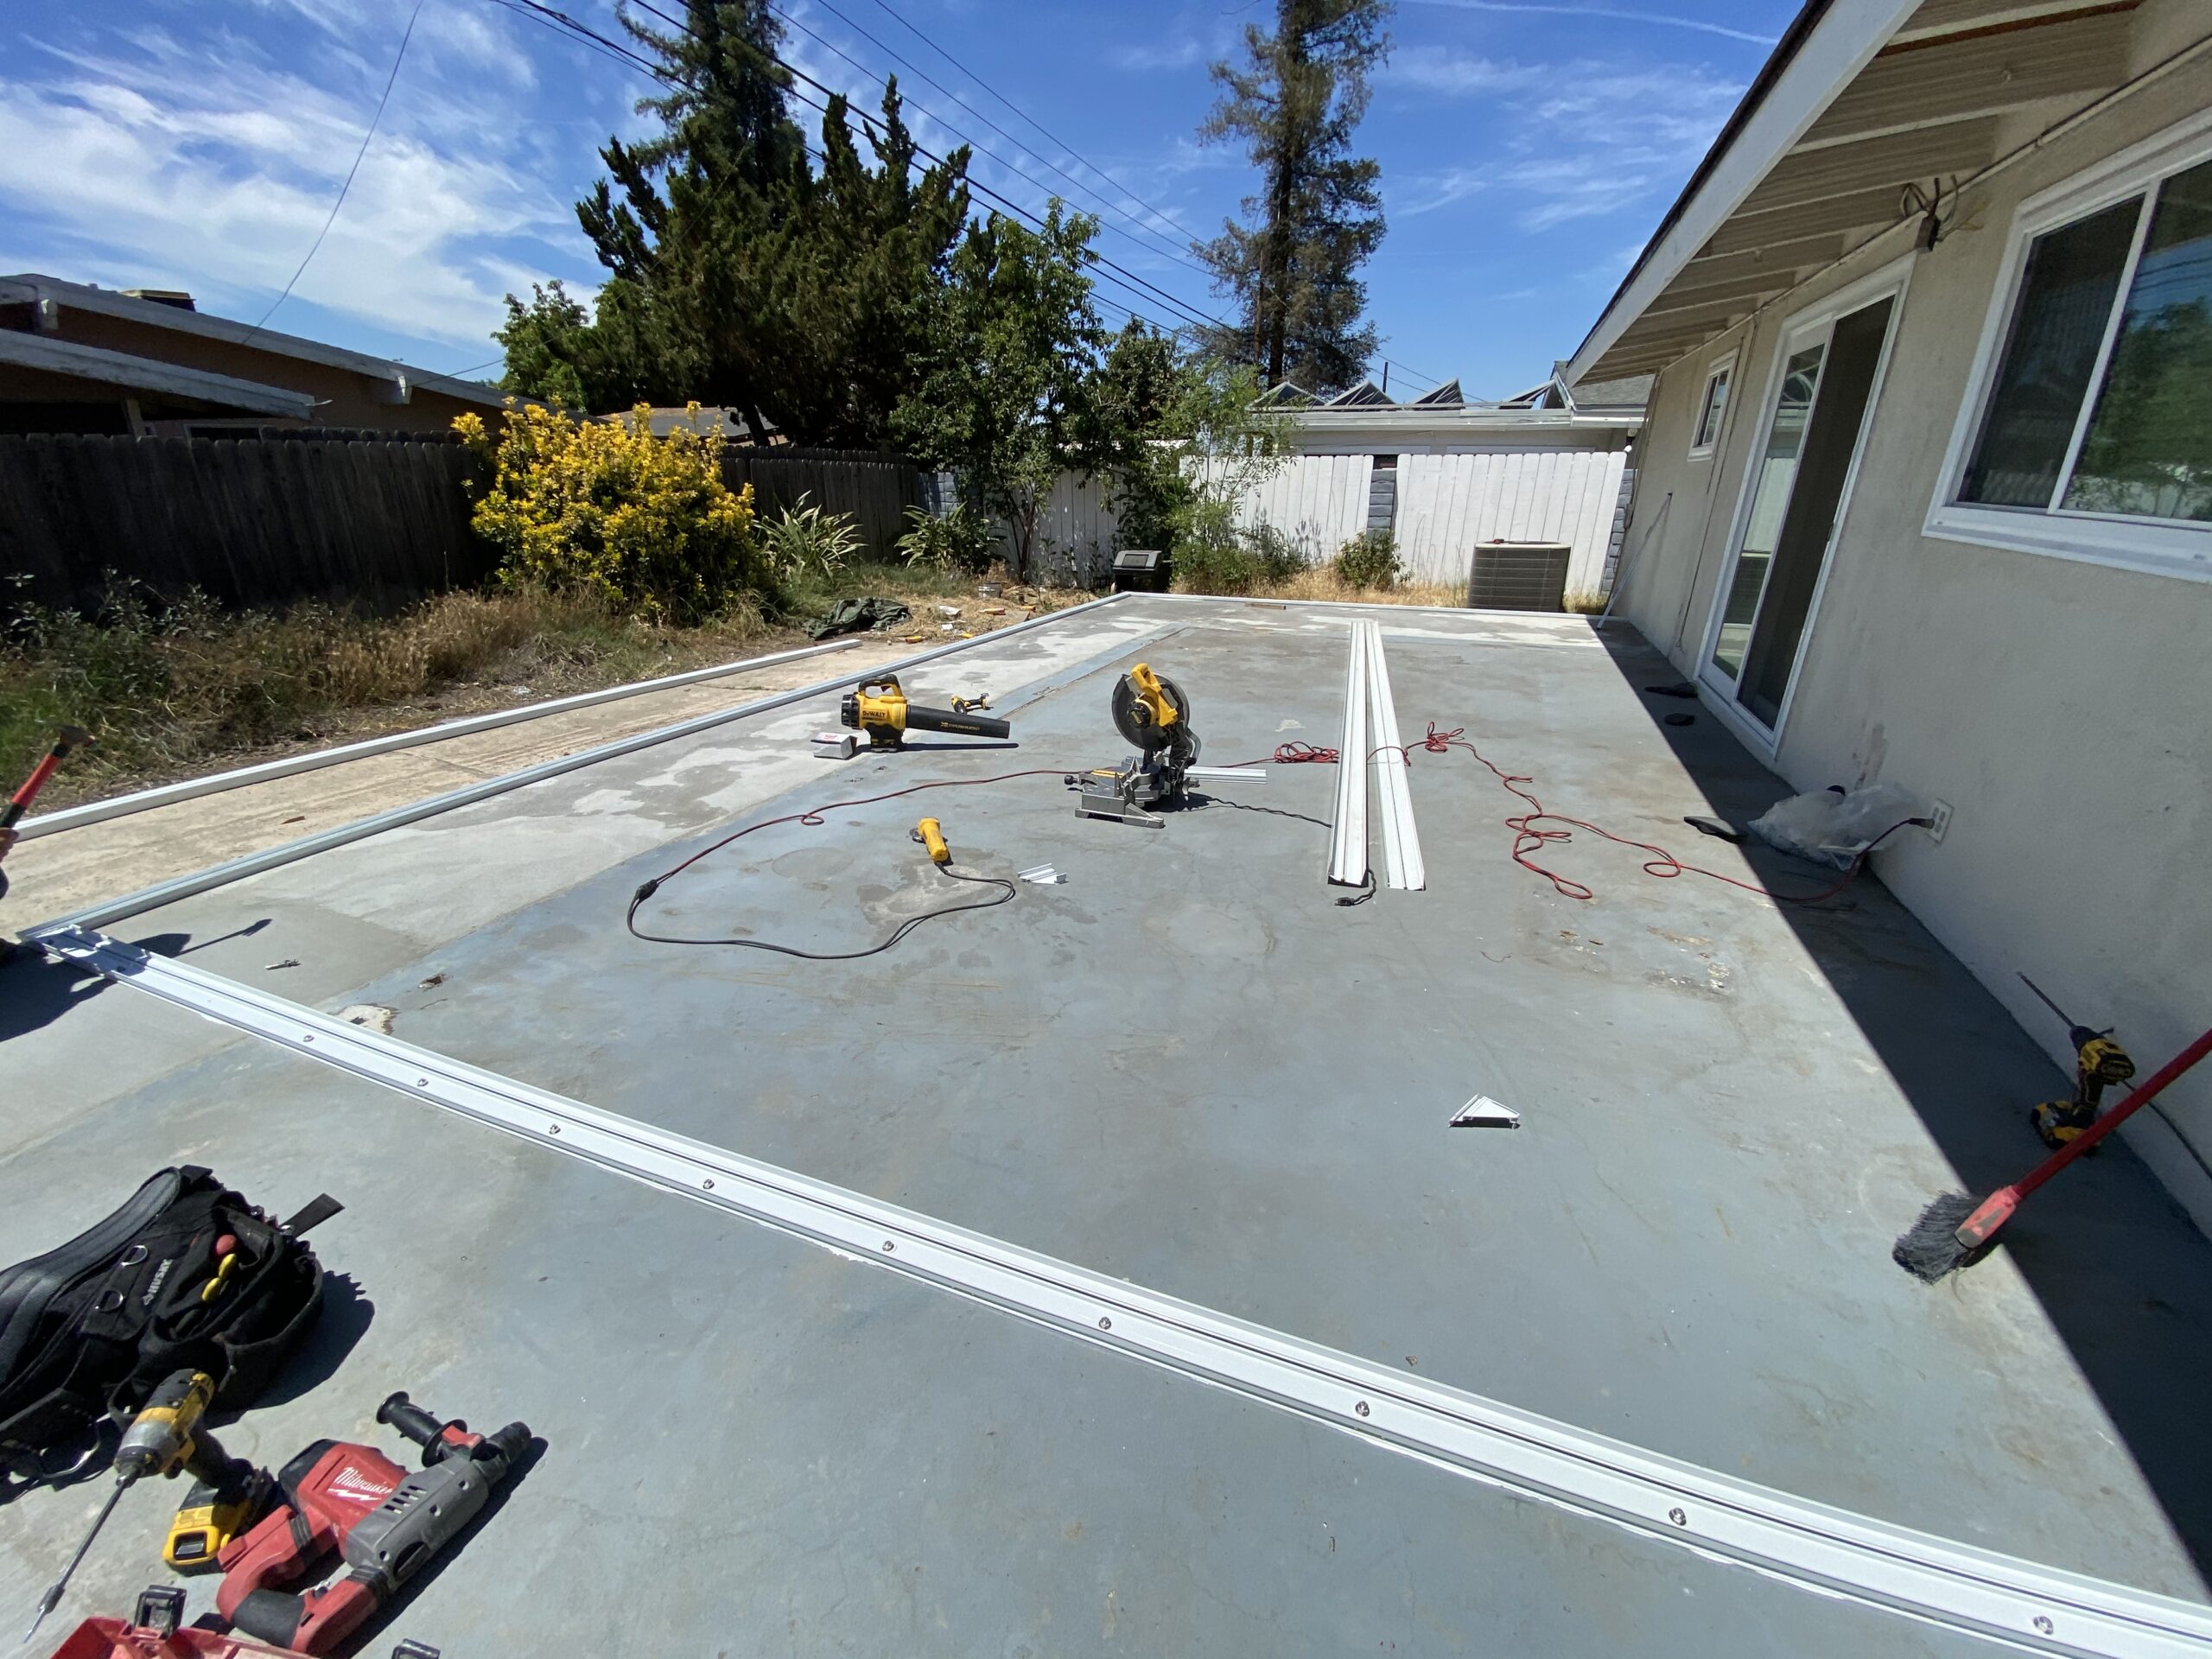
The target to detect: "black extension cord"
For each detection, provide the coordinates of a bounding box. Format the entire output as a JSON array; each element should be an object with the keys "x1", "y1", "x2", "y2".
[{"x1": 626, "y1": 865, "x2": 1017, "y2": 959}]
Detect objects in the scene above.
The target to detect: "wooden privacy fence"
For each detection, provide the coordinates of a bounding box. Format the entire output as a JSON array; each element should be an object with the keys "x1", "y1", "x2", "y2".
[
  {"x1": 0, "y1": 433, "x2": 486, "y2": 611},
  {"x1": 721, "y1": 448, "x2": 920, "y2": 561},
  {"x1": 0, "y1": 435, "x2": 926, "y2": 613}
]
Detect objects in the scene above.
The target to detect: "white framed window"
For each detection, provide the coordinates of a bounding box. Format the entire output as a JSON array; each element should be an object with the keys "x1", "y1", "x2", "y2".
[
  {"x1": 1927, "y1": 110, "x2": 2212, "y2": 582},
  {"x1": 1689, "y1": 354, "x2": 1734, "y2": 458}
]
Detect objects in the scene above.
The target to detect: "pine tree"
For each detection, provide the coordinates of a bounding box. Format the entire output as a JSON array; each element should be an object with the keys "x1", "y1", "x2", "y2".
[{"x1": 1194, "y1": 0, "x2": 1390, "y2": 396}]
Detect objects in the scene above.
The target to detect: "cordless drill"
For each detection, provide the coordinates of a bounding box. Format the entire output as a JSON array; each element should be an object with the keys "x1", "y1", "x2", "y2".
[
  {"x1": 2020, "y1": 975, "x2": 2137, "y2": 1150},
  {"x1": 23, "y1": 1370, "x2": 266, "y2": 1644},
  {"x1": 213, "y1": 1392, "x2": 530, "y2": 1655}
]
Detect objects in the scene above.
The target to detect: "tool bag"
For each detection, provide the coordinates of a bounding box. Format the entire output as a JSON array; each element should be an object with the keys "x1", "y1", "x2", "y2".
[{"x1": 0, "y1": 1167, "x2": 339, "y2": 1478}]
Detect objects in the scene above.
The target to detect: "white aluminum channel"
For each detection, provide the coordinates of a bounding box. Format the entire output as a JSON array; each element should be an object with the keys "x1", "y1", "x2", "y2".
[
  {"x1": 1362, "y1": 621, "x2": 1425, "y2": 891},
  {"x1": 36, "y1": 924, "x2": 2212, "y2": 1659},
  {"x1": 1326, "y1": 621, "x2": 1369, "y2": 887},
  {"x1": 31, "y1": 593, "x2": 1136, "y2": 935},
  {"x1": 16, "y1": 639, "x2": 864, "y2": 841}
]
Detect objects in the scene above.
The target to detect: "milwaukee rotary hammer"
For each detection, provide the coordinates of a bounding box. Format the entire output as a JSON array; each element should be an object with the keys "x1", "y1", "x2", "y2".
[{"x1": 213, "y1": 1392, "x2": 530, "y2": 1654}]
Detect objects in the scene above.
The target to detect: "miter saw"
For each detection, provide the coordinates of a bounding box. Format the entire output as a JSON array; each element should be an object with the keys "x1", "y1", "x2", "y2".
[{"x1": 1067, "y1": 663, "x2": 1200, "y2": 828}]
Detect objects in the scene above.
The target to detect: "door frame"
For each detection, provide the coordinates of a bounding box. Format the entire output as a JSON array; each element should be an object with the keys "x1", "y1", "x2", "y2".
[{"x1": 1695, "y1": 251, "x2": 1916, "y2": 756}]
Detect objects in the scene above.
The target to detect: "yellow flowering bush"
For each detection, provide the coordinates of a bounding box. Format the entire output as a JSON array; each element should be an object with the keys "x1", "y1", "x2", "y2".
[{"x1": 454, "y1": 402, "x2": 766, "y2": 622}]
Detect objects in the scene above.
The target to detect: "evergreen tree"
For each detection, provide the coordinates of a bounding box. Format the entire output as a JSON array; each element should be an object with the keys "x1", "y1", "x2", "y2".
[
  {"x1": 499, "y1": 1, "x2": 968, "y2": 447},
  {"x1": 1194, "y1": 0, "x2": 1390, "y2": 395}
]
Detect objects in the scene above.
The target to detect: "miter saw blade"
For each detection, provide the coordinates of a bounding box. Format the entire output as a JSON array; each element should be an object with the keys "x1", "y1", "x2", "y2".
[{"x1": 1111, "y1": 671, "x2": 1192, "y2": 753}]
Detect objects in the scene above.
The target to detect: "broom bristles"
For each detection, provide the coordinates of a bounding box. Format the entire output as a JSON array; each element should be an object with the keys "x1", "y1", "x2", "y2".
[{"x1": 1893, "y1": 1192, "x2": 1983, "y2": 1283}]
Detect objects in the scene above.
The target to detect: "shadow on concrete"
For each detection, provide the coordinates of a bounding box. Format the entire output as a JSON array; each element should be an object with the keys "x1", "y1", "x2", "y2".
[
  {"x1": 0, "y1": 923, "x2": 270, "y2": 1045},
  {"x1": 1591, "y1": 620, "x2": 2212, "y2": 1584},
  {"x1": 251, "y1": 1274, "x2": 376, "y2": 1411}
]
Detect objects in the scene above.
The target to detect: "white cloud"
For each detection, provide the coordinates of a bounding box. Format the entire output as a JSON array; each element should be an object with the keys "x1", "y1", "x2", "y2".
[
  {"x1": 1384, "y1": 50, "x2": 1744, "y2": 233},
  {"x1": 1402, "y1": 0, "x2": 1776, "y2": 47},
  {"x1": 1109, "y1": 35, "x2": 1213, "y2": 73},
  {"x1": 0, "y1": 7, "x2": 588, "y2": 350}
]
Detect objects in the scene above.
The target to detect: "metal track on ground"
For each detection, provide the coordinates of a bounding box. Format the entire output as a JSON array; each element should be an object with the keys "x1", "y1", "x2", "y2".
[{"x1": 35, "y1": 925, "x2": 2212, "y2": 1659}]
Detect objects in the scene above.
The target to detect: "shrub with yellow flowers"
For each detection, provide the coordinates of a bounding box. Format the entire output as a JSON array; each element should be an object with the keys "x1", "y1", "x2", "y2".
[{"x1": 454, "y1": 402, "x2": 767, "y2": 623}]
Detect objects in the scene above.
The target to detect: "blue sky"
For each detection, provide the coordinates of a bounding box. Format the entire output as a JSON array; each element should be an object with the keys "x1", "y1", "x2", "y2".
[{"x1": 0, "y1": 0, "x2": 1796, "y2": 398}]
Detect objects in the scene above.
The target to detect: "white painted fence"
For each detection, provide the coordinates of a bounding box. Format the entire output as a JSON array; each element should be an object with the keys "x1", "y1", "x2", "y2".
[
  {"x1": 1396, "y1": 452, "x2": 1629, "y2": 598},
  {"x1": 1229, "y1": 454, "x2": 1375, "y2": 558},
  {"x1": 994, "y1": 448, "x2": 1626, "y2": 598}
]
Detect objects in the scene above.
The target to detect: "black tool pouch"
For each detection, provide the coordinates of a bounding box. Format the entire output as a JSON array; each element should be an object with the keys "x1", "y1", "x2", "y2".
[{"x1": 0, "y1": 1167, "x2": 339, "y2": 1479}]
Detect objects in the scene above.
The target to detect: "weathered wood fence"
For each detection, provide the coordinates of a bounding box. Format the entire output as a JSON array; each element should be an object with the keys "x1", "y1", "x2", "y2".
[
  {"x1": 721, "y1": 447, "x2": 919, "y2": 561},
  {"x1": 0, "y1": 435, "x2": 924, "y2": 613},
  {"x1": 0, "y1": 433, "x2": 486, "y2": 611}
]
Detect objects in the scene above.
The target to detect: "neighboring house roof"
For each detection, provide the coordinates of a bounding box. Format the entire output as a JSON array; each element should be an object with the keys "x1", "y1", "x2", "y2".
[
  {"x1": 1262, "y1": 369, "x2": 1645, "y2": 438},
  {"x1": 1326, "y1": 379, "x2": 1394, "y2": 407},
  {"x1": 630, "y1": 405, "x2": 781, "y2": 441},
  {"x1": 0, "y1": 329, "x2": 315, "y2": 420},
  {"x1": 1566, "y1": 0, "x2": 2156, "y2": 385},
  {"x1": 0, "y1": 272, "x2": 511, "y2": 414}
]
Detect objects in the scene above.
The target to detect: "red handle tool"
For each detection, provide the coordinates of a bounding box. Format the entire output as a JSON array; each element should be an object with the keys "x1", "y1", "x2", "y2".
[
  {"x1": 1954, "y1": 1025, "x2": 2212, "y2": 1249},
  {"x1": 3, "y1": 726, "x2": 92, "y2": 836}
]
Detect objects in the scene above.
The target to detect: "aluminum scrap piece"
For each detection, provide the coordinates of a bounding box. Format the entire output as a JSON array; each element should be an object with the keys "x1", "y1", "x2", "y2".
[
  {"x1": 1363, "y1": 620, "x2": 1426, "y2": 891},
  {"x1": 1450, "y1": 1095, "x2": 1521, "y2": 1129},
  {"x1": 1326, "y1": 621, "x2": 1370, "y2": 887},
  {"x1": 1186, "y1": 766, "x2": 1268, "y2": 784},
  {"x1": 34, "y1": 923, "x2": 2212, "y2": 1659}
]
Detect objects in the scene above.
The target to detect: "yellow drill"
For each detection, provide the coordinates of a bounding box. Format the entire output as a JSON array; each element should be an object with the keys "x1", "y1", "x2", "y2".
[
  {"x1": 22, "y1": 1370, "x2": 269, "y2": 1643},
  {"x1": 2020, "y1": 975, "x2": 2136, "y2": 1150}
]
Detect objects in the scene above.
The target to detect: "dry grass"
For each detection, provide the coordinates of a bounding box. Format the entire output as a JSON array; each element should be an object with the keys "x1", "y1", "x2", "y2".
[
  {"x1": 1236, "y1": 569, "x2": 1469, "y2": 607},
  {"x1": 0, "y1": 583, "x2": 775, "y2": 810},
  {"x1": 1, "y1": 564, "x2": 1091, "y2": 811}
]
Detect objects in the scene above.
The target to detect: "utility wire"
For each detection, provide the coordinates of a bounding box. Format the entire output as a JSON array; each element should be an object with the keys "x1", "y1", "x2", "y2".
[
  {"x1": 775, "y1": 0, "x2": 1199, "y2": 264},
  {"x1": 248, "y1": 0, "x2": 427, "y2": 337},
  {"x1": 619, "y1": 0, "x2": 1230, "y2": 338},
  {"x1": 492, "y1": 0, "x2": 1423, "y2": 378},
  {"x1": 524, "y1": 0, "x2": 1219, "y2": 335},
  {"x1": 855, "y1": 0, "x2": 1205, "y2": 246},
  {"x1": 850, "y1": 0, "x2": 1441, "y2": 394}
]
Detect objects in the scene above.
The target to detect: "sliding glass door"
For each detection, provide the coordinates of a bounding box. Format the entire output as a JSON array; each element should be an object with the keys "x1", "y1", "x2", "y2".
[{"x1": 1702, "y1": 282, "x2": 1903, "y2": 734}]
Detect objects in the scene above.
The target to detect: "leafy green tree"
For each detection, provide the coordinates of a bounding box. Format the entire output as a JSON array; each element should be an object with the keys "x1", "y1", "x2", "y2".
[
  {"x1": 1195, "y1": 0, "x2": 1391, "y2": 394},
  {"x1": 893, "y1": 206, "x2": 1110, "y2": 578}
]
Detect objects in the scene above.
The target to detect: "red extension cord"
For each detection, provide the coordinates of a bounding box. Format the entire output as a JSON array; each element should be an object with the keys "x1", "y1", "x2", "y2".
[{"x1": 1252, "y1": 721, "x2": 1911, "y2": 907}]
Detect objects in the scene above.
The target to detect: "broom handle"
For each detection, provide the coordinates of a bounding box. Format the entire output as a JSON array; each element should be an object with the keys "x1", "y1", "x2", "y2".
[{"x1": 2011, "y1": 1026, "x2": 2212, "y2": 1201}]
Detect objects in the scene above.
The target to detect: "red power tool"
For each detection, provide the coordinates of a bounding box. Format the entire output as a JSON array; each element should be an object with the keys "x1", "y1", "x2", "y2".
[{"x1": 212, "y1": 1393, "x2": 530, "y2": 1654}]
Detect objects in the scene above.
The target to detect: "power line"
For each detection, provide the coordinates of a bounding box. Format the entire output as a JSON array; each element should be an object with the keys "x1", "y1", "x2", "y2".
[
  {"x1": 849, "y1": 0, "x2": 1439, "y2": 393},
  {"x1": 492, "y1": 0, "x2": 1435, "y2": 388},
  {"x1": 776, "y1": 0, "x2": 1198, "y2": 264},
  {"x1": 617, "y1": 0, "x2": 1232, "y2": 337},
  {"x1": 490, "y1": 0, "x2": 1195, "y2": 336},
  {"x1": 854, "y1": 0, "x2": 1206, "y2": 248},
  {"x1": 247, "y1": 0, "x2": 427, "y2": 337}
]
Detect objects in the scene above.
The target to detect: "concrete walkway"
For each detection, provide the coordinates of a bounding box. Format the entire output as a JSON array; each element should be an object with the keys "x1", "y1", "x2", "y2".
[{"x1": 3, "y1": 637, "x2": 917, "y2": 925}]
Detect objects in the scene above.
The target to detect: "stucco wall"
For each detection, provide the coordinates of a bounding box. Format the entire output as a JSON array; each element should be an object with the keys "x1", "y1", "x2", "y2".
[{"x1": 1611, "y1": 52, "x2": 2212, "y2": 1231}]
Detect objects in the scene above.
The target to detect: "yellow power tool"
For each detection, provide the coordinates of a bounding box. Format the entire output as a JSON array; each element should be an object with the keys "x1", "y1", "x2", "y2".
[
  {"x1": 2020, "y1": 974, "x2": 2137, "y2": 1150},
  {"x1": 840, "y1": 675, "x2": 1012, "y2": 750},
  {"x1": 1069, "y1": 663, "x2": 1200, "y2": 828},
  {"x1": 23, "y1": 1370, "x2": 273, "y2": 1642}
]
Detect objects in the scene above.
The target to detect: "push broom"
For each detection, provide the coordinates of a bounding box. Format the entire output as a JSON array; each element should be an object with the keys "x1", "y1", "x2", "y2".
[{"x1": 1895, "y1": 1024, "x2": 2212, "y2": 1282}]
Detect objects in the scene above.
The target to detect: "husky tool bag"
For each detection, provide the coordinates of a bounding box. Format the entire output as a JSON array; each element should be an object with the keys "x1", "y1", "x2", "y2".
[{"x1": 0, "y1": 1167, "x2": 338, "y2": 1478}]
